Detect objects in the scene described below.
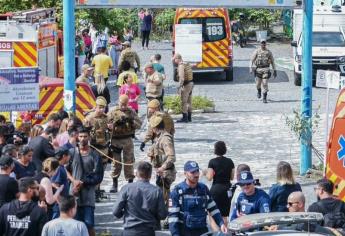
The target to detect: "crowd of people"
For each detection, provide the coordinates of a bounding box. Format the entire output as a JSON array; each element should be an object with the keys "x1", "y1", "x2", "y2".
[{"x1": 0, "y1": 11, "x2": 344, "y2": 236}]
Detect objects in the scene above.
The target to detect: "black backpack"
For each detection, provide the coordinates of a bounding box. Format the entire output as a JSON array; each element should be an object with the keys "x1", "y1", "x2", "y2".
[{"x1": 318, "y1": 201, "x2": 345, "y2": 229}]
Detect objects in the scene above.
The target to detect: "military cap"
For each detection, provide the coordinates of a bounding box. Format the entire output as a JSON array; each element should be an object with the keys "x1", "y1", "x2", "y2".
[
  {"x1": 144, "y1": 63, "x2": 154, "y2": 69},
  {"x1": 173, "y1": 53, "x2": 182, "y2": 60},
  {"x1": 96, "y1": 96, "x2": 107, "y2": 107},
  {"x1": 147, "y1": 99, "x2": 160, "y2": 109},
  {"x1": 149, "y1": 115, "x2": 163, "y2": 128},
  {"x1": 121, "y1": 41, "x2": 131, "y2": 47},
  {"x1": 119, "y1": 94, "x2": 129, "y2": 104}
]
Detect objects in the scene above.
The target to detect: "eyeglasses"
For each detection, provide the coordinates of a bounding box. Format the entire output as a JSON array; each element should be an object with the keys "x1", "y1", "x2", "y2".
[{"x1": 287, "y1": 202, "x2": 299, "y2": 207}]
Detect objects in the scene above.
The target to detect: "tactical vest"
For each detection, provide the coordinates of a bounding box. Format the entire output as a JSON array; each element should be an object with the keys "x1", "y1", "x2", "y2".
[
  {"x1": 90, "y1": 116, "x2": 108, "y2": 147},
  {"x1": 255, "y1": 49, "x2": 271, "y2": 68},
  {"x1": 184, "y1": 63, "x2": 193, "y2": 82},
  {"x1": 177, "y1": 184, "x2": 208, "y2": 229},
  {"x1": 148, "y1": 132, "x2": 174, "y2": 168},
  {"x1": 111, "y1": 107, "x2": 136, "y2": 138},
  {"x1": 122, "y1": 49, "x2": 137, "y2": 68}
]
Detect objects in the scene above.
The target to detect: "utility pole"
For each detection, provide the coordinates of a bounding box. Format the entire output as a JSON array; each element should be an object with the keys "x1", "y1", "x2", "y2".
[
  {"x1": 300, "y1": 0, "x2": 313, "y2": 175},
  {"x1": 63, "y1": 0, "x2": 76, "y2": 113}
]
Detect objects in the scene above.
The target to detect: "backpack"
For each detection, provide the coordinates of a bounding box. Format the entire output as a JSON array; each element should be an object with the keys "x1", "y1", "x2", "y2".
[{"x1": 318, "y1": 201, "x2": 345, "y2": 229}]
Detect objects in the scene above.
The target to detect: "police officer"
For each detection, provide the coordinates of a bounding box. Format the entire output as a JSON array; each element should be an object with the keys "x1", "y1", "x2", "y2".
[
  {"x1": 230, "y1": 171, "x2": 271, "y2": 220},
  {"x1": 250, "y1": 40, "x2": 277, "y2": 103},
  {"x1": 84, "y1": 96, "x2": 110, "y2": 200},
  {"x1": 169, "y1": 161, "x2": 228, "y2": 236},
  {"x1": 118, "y1": 41, "x2": 141, "y2": 73},
  {"x1": 107, "y1": 95, "x2": 142, "y2": 193},
  {"x1": 140, "y1": 99, "x2": 175, "y2": 152},
  {"x1": 147, "y1": 115, "x2": 176, "y2": 205},
  {"x1": 172, "y1": 53, "x2": 193, "y2": 123},
  {"x1": 144, "y1": 63, "x2": 164, "y2": 106}
]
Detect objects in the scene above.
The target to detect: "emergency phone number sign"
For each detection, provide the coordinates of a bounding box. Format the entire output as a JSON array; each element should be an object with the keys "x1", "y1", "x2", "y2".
[
  {"x1": 0, "y1": 68, "x2": 39, "y2": 112},
  {"x1": 0, "y1": 42, "x2": 12, "y2": 50},
  {"x1": 76, "y1": 0, "x2": 296, "y2": 8}
]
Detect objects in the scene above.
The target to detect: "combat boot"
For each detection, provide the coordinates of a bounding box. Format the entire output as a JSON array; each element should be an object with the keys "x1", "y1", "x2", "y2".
[
  {"x1": 177, "y1": 113, "x2": 188, "y2": 123},
  {"x1": 263, "y1": 93, "x2": 268, "y2": 103},
  {"x1": 109, "y1": 178, "x2": 118, "y2": 193},
  {"x1": 187, "y1": 112, "x2": 192, "y2": 122},
  {"x1": 257, "y1": 88, "x2": 262, "y2": 99}
]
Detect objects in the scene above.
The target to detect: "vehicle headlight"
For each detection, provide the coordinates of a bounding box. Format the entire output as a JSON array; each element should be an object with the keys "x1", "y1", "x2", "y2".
[{"x1": 338, "y1": 56, "x2": 345, "y2": 63}]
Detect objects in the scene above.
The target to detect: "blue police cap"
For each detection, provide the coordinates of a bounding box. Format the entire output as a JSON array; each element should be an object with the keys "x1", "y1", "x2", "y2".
[
  {"x1": 238, "y1": 171, "x2": 254, "y2": 184},
  {"x1": 184, "y1": 161, "x2": 199, "y2": 172}
]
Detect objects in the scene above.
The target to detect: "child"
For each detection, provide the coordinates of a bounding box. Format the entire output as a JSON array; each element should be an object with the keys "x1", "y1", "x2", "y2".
[{"x1": 119, "y1": 74, "x2": 141, "y2": 113}]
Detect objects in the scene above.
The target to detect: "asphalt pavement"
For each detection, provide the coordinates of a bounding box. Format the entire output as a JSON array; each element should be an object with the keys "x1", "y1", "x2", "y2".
[{"x1": 95, "y1": 40, "x2": 340, "y2": 235}]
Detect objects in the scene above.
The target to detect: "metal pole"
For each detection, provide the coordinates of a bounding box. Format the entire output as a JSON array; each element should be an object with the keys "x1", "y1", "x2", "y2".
[
  {"x1": 324, "y1": 87, "x2": 330, "y2": 176},
  {"x1": 63, "y1": 0, "x2": 76, "y2": 113},
  {"x1": 300, "y1": 0, "x2": 313, "y2": 175}
]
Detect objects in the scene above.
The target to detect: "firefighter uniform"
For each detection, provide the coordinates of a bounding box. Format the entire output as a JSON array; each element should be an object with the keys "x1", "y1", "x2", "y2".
[
  {"x1": 107, "y1": 95, "x2": 142, "y2": 192},
  {"x1": 118, "y1": 41, "x2": 140, "y2": 73},
  {"x1": 174, "y1": 54, "x2": 193, "y2": 122},
  {"x1": 83, "y1": 96, "x2": 109, "y2": 165},
  {"x1": 250, "y1": 40, "x2": 276, "y2": 103},
  {"x1": 168, "y1": 161, "x2": 225, "y2": 236},
  {"x1": 147, "y1": 115, "x2": 176, "y2": 204}
]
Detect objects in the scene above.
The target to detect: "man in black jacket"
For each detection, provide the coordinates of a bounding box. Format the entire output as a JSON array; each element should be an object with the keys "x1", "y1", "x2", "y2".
[
  {"x1": 0, "y1": 156, "x2": 18, "y2": 208},
  {"x1": 0, "y1": 177, "x2": 47, "y2": 236},
  {"x1": 28, "y1": 127, "x2": 56, "y2": 172},
  {"x1": 308, "y1": 178, "x2": 345, "y2": 228}
]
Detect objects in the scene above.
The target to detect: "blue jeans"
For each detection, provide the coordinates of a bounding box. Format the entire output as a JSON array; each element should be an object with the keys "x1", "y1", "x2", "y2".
[{"x1": 75, "y1": 206, "x2": 95, "y2": 229}]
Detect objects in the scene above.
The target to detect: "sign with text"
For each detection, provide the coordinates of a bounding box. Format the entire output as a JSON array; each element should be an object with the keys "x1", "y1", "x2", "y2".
[
  {"x1": 175, "y1": 24, "x2": 202, "y2": 63},
  {"x1": 0, "y1": 42, "x2": 12, "y2": 50},
  {"x1": 38, "y1": 23, "x2": 57, "y2": 49},
  {"x1": 0, "y1": 68, "x2": 39, "y2": 111},
  {"x1": 316, "y1": 70, "x2": 340, "y2": 89},
  {"x1": 76, "y1": 0, "x2": 297, "y2": 8}
]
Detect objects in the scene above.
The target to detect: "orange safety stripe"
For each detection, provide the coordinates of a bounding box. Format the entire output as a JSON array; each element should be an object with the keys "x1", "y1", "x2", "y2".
[
  {"x1": 203, "y1": 50, "x2": 221, "y2": 67},
  {"x1": 206, "y1": 44, "x2": 228, "y2": 65},
  {"x1": 13, "y1": 42, "x2": 37, "y2": 67}
]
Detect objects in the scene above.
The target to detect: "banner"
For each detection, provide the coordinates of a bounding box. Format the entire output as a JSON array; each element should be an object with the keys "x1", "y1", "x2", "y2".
[{"x1": 0, "y1": 68, "x2": 39, "y2": 111}]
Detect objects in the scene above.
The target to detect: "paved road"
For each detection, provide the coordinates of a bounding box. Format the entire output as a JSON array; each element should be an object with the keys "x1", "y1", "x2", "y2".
[{"x1": 95, "y1": 40, "x2": 340, "y2": 235}]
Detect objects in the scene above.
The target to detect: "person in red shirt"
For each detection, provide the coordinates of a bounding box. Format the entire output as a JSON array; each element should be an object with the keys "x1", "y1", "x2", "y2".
[{"x1": 119, "y1": 74, "x2": 141, "y2": 113}]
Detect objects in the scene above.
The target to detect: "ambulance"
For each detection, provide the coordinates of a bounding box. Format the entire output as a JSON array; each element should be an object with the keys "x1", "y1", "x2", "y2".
[
  {"x1": 326, "y1": 87, "x2": 345, "y2": 201},
  {"x1": 0, "y1": 8, "x2": 63, "y2": 78},
  {"x1": 173, "y1": 8, "x2": 233, "y2": 81}
]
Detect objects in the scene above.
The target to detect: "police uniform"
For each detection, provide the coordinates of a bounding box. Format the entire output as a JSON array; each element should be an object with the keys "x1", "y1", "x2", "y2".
[
  {"x1": 147, "y1": 115, "x2": 176, "y2": 204},
  {"x1": 145, "y1": 66, "x2": 164, "y2": 105},
  {"x1": 175, "y1": 55, "x2": 193, "y2": 123},
  {"x1": 83, "y1": 96, "x2": 109, "y2": 166},
  {"x1": 230, "y1": 171, "x2": 271, "y2": 220},
  {"x1": 118, "y1": 42, "x2": 140, "y2": 73},
  {"x1": 250, "y1": 41, "x2": 276, "y2": 103},
  {"x1": 168, "y1": 161, "x2": 224, "y2": 236},
  {"x1": 107, "y1": 95, "x2": 142, "y2": 192}
]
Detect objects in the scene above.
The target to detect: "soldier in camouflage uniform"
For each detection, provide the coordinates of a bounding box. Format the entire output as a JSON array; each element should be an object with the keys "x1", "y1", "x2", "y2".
[
  {"x1": 147, "y1": 115, "x2": 176, "y2": 205},
  {"x1": 118, "y1": 41, "x2": 140, "y2": 73},
  {"x1": 250, "y1": 40, "x2": 277, "y2": 103},
  {"x1": 140, "y1": 99, "x2": 175, "y2": 152},
  {"x1": 107, "y1": 95, "x2": 142, "y2": 193},
  {"x1": 83, "y1": 96, "x2": 110, "y2": 200},
  {"x1": 173, "y1": 53, "x2": 194, "y2": 123}
]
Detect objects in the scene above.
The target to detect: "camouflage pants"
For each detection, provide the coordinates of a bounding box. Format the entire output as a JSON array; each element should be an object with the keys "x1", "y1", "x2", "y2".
[
  {"x1": 256, "y1": 77, "x2": 269, "y2": 93},
  {"x1": 110, "y1": 137, "x2": 135, "y2": 180},
  {"x1": 180, "y1": 82, "x2": 193, "y2": 113},
  {"x1": 156, "y1": 168, "x2": 176, "y2": 205},
  {"x1": 255, "y1": 67, "x2": 270, "y2": 93}
]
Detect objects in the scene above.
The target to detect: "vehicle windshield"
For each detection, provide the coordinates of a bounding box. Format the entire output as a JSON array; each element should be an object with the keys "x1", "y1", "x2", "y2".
[
  {"x1": 312, "y1": 32, "x2": 345, "y2": 47},
  {"x1": 179, "y1": 17, "x2": 226, "y2": 42}
]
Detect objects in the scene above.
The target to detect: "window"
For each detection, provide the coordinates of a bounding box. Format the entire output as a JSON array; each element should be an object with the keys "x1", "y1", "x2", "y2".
[
  {"x1": 313, "y1": 32, "x2": 345, "y2": 47},
  {"x1": 179, "y1": 17, "x2": 226, "y2": 42}
]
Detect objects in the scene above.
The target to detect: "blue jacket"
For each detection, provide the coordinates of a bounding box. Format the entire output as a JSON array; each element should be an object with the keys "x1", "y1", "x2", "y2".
[
  {"x1": 168, "y1": 181, "x2": 224, "y2": 236},
  {"x1": 269, "y1": 182, "x2": 302, "y2": 212},
  {"x1": 231, "y1": 188, "x2": 271, "y2": 220}
]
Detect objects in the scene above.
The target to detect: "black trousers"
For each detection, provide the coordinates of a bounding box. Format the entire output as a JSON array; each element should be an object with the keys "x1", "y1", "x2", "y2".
[
  {"x1": 122, "y1": 225, "x2": 155, "y2": 236},
  {"x1": 142, "y1": 30, "x2": 151, "y2": 47}
]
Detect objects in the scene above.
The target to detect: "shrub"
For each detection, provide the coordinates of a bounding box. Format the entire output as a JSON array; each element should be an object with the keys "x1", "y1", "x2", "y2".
[{"x1": 163, "y1": 95, "x2": 214, "y2": 114}]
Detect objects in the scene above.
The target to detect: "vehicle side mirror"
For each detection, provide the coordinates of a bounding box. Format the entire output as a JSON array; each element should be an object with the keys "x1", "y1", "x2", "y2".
[{"x1": 291, "y1": 41, "x2": 298, "y2": 47}]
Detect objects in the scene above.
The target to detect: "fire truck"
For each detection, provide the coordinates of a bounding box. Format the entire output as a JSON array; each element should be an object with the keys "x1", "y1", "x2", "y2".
[{"x1": 0, "y1": 8, "x2": 63, "y2": 78}]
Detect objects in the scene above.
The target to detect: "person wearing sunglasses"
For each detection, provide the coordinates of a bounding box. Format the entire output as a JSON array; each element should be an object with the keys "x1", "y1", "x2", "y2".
[{"x1": 230, "y1": 171, "x2": 270, "y2": 220}]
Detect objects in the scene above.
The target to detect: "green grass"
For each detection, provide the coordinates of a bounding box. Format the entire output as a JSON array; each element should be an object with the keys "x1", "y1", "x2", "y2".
[{"x1": 163, "y1": 95, "x2": 214, "y2": 114}]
